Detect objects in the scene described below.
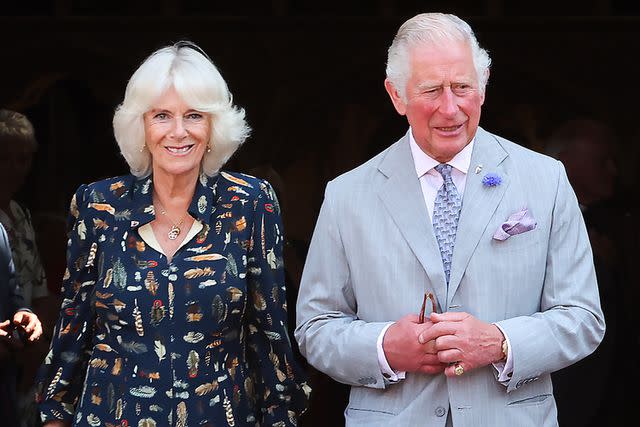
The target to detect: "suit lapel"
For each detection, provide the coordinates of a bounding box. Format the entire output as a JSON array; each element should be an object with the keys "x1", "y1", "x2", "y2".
[
  {"x1": 447, "y1": 128, "x2": 509, "y2": 304},
  {"x1": 377, "y1": 135, "x2": 448, "y2": 310}
]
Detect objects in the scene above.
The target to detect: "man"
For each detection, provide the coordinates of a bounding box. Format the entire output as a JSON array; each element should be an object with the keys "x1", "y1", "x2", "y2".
[
  {"x1": 0, "y1": 109, "x2": 51, "y2": 427},
  {"x1": 1, "y1": 223, "x2": 42, "y2": 424},
  {"x1": 295, "y1": 13, "x2": 604, "y2": 427}
]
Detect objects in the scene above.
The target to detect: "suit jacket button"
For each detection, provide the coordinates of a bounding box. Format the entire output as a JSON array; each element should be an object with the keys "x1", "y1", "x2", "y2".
[{"x1": 435, "y1": 406, "x2": 446, "y2": 417}]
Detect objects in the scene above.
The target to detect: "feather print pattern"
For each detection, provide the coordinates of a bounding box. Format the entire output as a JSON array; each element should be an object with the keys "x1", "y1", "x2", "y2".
[
  {"x1": 183, "y1": 267, "x2": 215, "y2": 279},
  {"x1": 195, "y1": 380, "x2": 219, "y2": 396},
  {"x1": 144, "y1": 271, "x2": 158, "y2": 296},
  {"x1": 133, "y1": 299, "x2": 144, "y2": 336},
  {"x1": 86, "y1": 242, "x2": 98, "y2": 267},
  {"x1": 212, "y1": 294, "x2": 226, "y2": 324},
  {"x1": 168, "y1": 282, "x2": 174, "y2": 319},
  {"x1": 154, "y1": 337, "x2": 166, "y2": 362},
  {"x1": 184, "y1": 253, "x2": 226, "y2": 262},
  {"x1": 36, "y1": 173, "x2": 309, "y2": 426},
  {"x1": 223, "y1": 393, "x2": 235, "y2": 426},
  {"x1": 221, "y1": 171, "x2": 253, "y2": 188},
  {"x1": 176, "y1": 401, "x2": 187, "y2": 427}
]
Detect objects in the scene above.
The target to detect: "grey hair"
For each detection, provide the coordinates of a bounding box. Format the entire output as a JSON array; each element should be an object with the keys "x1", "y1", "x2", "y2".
[
  {"x1": 386, "y1": 13, "x2": 491, "y2": 100},
  {"x1": 113, "y1": 41, "x2": 250, "y2": 177},
  {"x1": 0, "y1": 109, "x2": 37, "y2": 151}
]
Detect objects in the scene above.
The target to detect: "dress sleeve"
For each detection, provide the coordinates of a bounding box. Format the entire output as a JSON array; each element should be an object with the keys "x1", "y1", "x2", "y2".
[
  {"x1": 36, "y1": 184, "x2": 98, "y2": 423},
  {"x1": 245, "y1": 180, "x2": 311, "y2": 426}
]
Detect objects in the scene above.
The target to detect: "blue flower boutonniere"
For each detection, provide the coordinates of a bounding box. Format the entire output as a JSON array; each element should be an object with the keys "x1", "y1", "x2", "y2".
[{"x1": 482, "y1": 173, "x2": 502, "y2": 187}]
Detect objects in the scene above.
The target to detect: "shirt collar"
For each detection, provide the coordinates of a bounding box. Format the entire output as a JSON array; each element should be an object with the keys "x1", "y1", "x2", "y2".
[
  {"x1": 408, "y1": 127, "x2": 474, "y2": 178},
  {"x1": 129, "y1": 172, "x2": 219, "y2": 227}
]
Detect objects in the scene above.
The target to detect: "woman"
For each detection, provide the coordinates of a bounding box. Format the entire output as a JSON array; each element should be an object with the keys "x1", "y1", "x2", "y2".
[{"x1": 37, "y1": 42, "x2": 310, "y2": 427}]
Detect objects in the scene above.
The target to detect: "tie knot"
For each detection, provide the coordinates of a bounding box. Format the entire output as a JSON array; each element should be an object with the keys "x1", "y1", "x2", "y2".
[{"x1": 435, "y1": 163, "x2": 453, "y2": 180}]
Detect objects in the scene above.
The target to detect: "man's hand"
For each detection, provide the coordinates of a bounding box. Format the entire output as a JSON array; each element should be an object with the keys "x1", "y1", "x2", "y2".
[
  {"x1": 419, "y1": 312, "x2": 505, "y2": 377},
  {"x1": 12, "y1": 310, "x2": 43, "y2": 342},
  {"x1": 383, "y1": 314, "x2": 447, "y2": 374}
]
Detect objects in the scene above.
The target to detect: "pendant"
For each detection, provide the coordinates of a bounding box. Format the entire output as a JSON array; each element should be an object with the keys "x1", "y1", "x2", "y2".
[{"x1": 168, "y1": 225, "x2": 181, "y2": 240}]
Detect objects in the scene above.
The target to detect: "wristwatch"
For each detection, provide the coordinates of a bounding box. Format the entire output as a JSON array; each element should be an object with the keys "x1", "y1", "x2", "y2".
[{"x1": 501, "y1": 338, "x2": 509, "y2": 361}]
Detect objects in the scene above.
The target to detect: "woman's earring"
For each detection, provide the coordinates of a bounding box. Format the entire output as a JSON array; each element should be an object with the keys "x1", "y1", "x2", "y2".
[
  {"x1": 139, "y1": 144, "x2": 146, "y2": 153},
  {"x1": 206, "y1": 143, "x2": 212, "y2": 153}
]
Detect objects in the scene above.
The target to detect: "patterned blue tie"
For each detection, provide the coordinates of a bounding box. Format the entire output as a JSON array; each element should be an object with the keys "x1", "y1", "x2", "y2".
[{"x1": 432, "y1": 164, "x2": 462, "y2": 285}]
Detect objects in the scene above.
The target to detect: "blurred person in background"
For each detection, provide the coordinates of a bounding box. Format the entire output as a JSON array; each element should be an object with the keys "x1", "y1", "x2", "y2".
[
  {"x1": 0, "y1": 108, "x2": 53, "y2": 426},
  {"x1": 1, "y1": 222, "x2": 43, "y2": 425},
  {"x1": 547, "y1": 118, "x2": 635, "y2": 427}
]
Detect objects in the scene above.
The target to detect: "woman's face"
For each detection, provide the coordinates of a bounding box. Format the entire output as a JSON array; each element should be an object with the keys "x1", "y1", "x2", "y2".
[{"x1": 143, "y1": 86, "x2": 211, "y2": 179}]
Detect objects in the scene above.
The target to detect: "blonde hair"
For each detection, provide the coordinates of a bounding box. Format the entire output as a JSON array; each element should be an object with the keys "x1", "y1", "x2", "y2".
[{"x1": 113, "y1": 41, "x2": 250, "y2": 177}]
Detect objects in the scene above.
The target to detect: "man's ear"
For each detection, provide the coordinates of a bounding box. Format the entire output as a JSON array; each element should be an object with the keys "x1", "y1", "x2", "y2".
[
  {"x1": 479, "y1": 69, "x2": 490, "y2": 105},
  {"x1": 384, "y1": 79, "x2": 407, "y2": 116}
]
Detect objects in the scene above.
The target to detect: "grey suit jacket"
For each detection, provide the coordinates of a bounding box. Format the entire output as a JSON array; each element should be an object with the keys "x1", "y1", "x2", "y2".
[{"x1": 295, "y1": 128, "x2": 605, "y2": 427}]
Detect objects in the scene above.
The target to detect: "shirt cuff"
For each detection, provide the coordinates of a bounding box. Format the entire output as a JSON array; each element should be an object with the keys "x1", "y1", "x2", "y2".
[
  {"x1": 376, "y1": 323, "x2": 406, "y2": 383},
  {"x1": 492, "y1": 323, "x2": 513, "y2": 385}
]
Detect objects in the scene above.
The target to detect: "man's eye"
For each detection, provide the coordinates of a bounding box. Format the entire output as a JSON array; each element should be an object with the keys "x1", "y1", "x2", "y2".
[{"x1": 452, "y1": 84, "x2": 472, "y2": 95}]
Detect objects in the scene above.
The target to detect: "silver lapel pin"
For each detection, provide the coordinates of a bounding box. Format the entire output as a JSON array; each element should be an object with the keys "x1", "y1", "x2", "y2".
[{"x1": 474, "y1": 164, "x2": 483, "y2": 174}]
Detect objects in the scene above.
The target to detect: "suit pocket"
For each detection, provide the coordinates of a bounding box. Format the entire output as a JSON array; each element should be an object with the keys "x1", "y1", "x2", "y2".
[
  {"x1": 506, "y1": 377, "x2": 553, "y2": 407},
  {"x1": 493, "y1": 229, "x2": 540, "y2": 251},
  {"x1": 345, "y1": 407, "x2": 396, "y2": 426},
  {"x1": 507, "y1": 393, "x2": 552, "y2": 406}
]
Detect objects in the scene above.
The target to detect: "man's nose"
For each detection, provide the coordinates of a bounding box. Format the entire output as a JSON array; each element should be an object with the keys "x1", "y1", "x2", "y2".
[{"x1": 438, "y1": 87, "x2": 459, "y2": 116}]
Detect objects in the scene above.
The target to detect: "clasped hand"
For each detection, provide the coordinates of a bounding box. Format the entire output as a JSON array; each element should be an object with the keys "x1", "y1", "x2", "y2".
[{"x1": 383, "y1": 312, "x2": 504, "y2": 377}]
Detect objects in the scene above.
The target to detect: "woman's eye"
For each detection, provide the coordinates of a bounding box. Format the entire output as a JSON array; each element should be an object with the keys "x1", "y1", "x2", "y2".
[
  {"x1": 154, "y1": 113, "x2": 168, "y2": 120},
  {"x1": 187, "y1": 113, "x2": 203, "y2": 120}
]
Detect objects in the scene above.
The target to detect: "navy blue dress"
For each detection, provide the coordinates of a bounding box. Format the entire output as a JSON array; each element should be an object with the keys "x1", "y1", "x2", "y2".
[{"x1": 37, "y1": 172, "x2": 310, "y2": 426}]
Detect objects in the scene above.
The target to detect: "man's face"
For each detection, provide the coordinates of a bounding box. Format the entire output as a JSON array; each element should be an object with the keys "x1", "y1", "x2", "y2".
[{"x1": 385, "y1": 40, "x2": 485, "y2": 162}]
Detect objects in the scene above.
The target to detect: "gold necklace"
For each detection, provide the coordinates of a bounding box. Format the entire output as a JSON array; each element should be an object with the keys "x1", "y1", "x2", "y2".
[{"x1": 154, "y1": 198, "x2": 187, "y2": 240}]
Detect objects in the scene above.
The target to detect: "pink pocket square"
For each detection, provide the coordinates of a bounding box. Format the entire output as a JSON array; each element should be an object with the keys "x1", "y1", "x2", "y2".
[{"x1": 493, "y1": 208, "x2": 537, "y2": 241}]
